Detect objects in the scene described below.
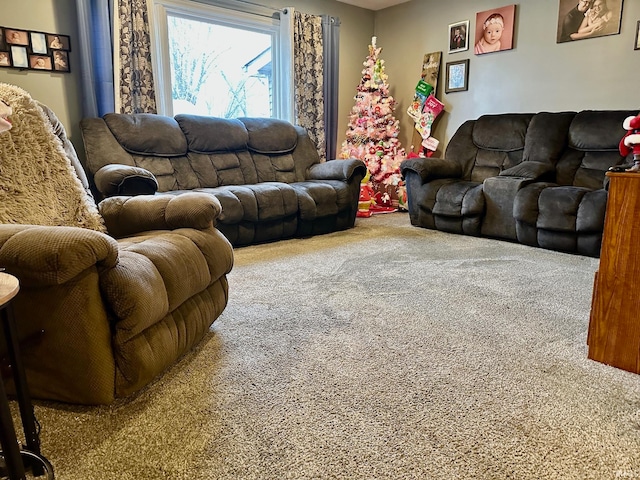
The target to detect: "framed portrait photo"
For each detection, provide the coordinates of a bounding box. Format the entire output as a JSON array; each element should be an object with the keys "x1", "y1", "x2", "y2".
[
  {"x1": 445, "y1": 59, "x2": 469, "y2": 93},
  {"x1": 5, "y1": 29, "x2": 28, "y2": 46},
  {"x1": 448, "y1": 20, "x2": 469, "y2": 53},
  {"x1": 29, "y1": 55, "x2": 52, "y2": 71},
  {"x1": 47, "y1": 34, "x2": 70, "y2": 51},
  {"x1": 0, "y1": 51, "x2": 10, "y2": 68},
  {"x1": 635, "y1": 20, "x2": 640, "y2": 50},
  {"x1": 474, "y1": 4, "x2": 516, "y2": 55},
  {"x1": 556, "y1": 0, "x2": 623, "y2": 43},
  {"x1": 52, "y1": 50, "x2": 70, "y2": 72}
]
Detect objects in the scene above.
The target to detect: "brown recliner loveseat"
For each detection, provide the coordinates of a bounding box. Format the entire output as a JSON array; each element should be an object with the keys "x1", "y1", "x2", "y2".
[{"x1": 0, "y1": 84, "x2": 233, "y2": 405}]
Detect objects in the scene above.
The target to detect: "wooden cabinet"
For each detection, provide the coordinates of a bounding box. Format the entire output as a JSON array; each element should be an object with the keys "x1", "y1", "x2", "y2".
[{"x1": 588, "y1": 172, "x2": 640, "y2": 373}]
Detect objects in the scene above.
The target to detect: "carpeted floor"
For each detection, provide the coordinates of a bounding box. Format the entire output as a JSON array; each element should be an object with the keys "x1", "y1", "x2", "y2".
[{"x1": 24, "y1": 213, "x2": 640, "y2": 479}]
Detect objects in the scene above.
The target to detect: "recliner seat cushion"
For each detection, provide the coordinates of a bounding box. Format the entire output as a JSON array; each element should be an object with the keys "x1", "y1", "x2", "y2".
[
  {"x1": 189, "y1": 183, "x2": 298, "y2": 224},
  {"x1": 431, "y1": 181, "x2": 484, "y2": 217},
  {"x1": 536, "y1": 186, "x2": 607, "y2": 233}
]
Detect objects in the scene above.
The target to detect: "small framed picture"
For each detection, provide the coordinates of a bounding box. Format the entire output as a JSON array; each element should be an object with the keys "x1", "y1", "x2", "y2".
[
  {"x1": 0, "y1": 51, "x2": 10, "y2": 68},
  {"x1": 5, "y1": 29, "x2": 28, "y2": 46},
  {"x1": 10, "y1": 45, "x2": 27, "y2": 68},
  {"x1": 448, "y1": 20, "x2": 469, "y2": 53},
  {"x1": 47, "y1": 34, "x2": 70, "y2": 51},
  {"x1": 445, "y1": 59, "x2": 469, "y2": 93},
  {"x1": 635, "y1": 20, "x2": 640, "y2": 50},
  {"x1": 52, "y1": 50, "x2": 69, "y2": 72},
  {"x1": 30, "y1": 32, "x2": 47, "y2": 54},
  {"x1": 29, "y1": 55, "x2": 52, "y2": 71}
]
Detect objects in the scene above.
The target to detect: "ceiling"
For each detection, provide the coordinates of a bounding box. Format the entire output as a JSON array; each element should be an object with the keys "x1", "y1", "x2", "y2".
[{"x1": 335, "y1": 0, "x2": 411, "y2": 10}]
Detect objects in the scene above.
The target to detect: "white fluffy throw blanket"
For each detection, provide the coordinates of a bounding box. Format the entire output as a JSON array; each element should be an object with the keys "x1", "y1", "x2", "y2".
[{"x1": 0, "y1": 83, "x2": 105, "y2": 231}]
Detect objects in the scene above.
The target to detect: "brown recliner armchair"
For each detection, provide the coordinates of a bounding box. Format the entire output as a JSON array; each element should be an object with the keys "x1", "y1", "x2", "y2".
[{"x1": 0, "y1": 84, "x2": 233, "y2": 405}]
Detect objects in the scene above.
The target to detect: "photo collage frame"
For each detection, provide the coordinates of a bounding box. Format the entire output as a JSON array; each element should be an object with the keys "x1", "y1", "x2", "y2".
[{"x1": 0, "y1": 27, "x2": 70, "y2": 73}]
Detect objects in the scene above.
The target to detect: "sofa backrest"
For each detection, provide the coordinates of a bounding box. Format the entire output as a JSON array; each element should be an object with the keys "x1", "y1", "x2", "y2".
[
  {"x1": 444, "y1": 110, "x2": 634, "y2": 188},
  {"x1": 555, "y1": 110, "x2": 635, "y2": 189},
  {"x1": 80, "y1": 113, "x2": 321, "y2": 195},
  {"x1": 445, "y1": 113, "x2": 535, "y2": 183}
]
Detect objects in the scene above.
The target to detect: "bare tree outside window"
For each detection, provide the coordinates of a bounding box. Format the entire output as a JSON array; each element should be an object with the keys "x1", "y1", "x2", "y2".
[{"x1": 168, "y1": 15, "x2": 272, "y2": 118}]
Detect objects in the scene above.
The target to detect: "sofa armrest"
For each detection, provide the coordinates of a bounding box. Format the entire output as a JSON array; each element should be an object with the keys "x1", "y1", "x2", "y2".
[
  {"x1": 307, "y1": 159, "x2": 367, "y2": 182},
  {"x1": 0, "y1": 225, "x2": 118, "y2": 286},
  {"x1": 94, "y1": 164, "x2": 159, "y2": 198},
  {"x1": 99, "y1": 192, "x2": 223, "y2": 239},
  {"x1": 400, "y1": 158, "x2": 463, "y2": 182},
  {"x1": 499, "y1": 161, "x2": 555, "y2": 181}
]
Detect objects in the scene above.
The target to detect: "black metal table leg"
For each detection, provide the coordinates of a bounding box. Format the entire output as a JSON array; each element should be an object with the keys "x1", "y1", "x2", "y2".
[
  {"x1": 0, "y1": 376, "x2": 26, "y2": 480},
  {"x1": 0, "y1": 304, "x2": 43, "y2": 477}
]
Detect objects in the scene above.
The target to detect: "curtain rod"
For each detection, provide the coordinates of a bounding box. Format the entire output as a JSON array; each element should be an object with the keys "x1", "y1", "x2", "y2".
[{"x1": 228, "y1": 0, "x2": 286, "y2": 13}]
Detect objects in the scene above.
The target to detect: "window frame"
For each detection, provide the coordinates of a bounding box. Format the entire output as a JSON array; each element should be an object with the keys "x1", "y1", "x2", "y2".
[{"x1": 147, "y1": 0, "x2": 290, "y2": 120}]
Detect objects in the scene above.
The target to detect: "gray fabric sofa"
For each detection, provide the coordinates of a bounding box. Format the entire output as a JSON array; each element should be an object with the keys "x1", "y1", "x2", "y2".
[
  {"x1": 400, "y1": 110, "x2": 637, "y2": 257},
  {"x1": 80, "y1": 114, "x2": 366, "y2": 246}
]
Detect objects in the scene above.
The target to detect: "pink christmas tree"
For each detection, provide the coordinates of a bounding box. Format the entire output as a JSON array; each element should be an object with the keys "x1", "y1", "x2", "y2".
[{"x1": 340, "y1": 36, "x2": 406, "y2": 206}]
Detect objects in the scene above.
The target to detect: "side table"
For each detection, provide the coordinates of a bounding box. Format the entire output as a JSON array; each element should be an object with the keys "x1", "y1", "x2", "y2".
[{"x1": 0, "y1": 273, "x2": 53, "y2": 479}]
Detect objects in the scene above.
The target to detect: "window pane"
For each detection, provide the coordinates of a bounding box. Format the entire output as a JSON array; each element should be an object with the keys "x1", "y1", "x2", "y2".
[{"x1": 167, "y1": 15, "x2": 273, "y2": 118}]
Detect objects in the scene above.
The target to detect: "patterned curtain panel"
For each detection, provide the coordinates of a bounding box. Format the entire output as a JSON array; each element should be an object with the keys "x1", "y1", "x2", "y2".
[
  {"x1": 116, "y1": 0, "x2": 157, "y2": 114},
  {"x1": 293, "y1": 11, "x2": 325, "y2": 161}
]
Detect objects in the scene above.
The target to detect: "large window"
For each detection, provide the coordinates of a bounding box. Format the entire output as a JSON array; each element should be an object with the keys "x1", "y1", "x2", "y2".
[{"x1": 148, "y1": 0, "x2": 291, "y2": 120}]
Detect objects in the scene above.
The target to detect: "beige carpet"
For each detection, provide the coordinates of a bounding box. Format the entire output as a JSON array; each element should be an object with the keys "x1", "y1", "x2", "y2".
[{"x1": 25, "y1": 213, "x2": 640, "y2": 479}]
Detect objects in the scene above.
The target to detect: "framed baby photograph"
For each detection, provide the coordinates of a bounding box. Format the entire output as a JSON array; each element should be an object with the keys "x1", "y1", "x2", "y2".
[
  {"x1": 52, "y1": 50, "x2": 69, "y2": 72},
  {"x1": 448, "y1": 20, "x2": 469, "y2": 53},
  {"x1": 474, "y1": 4, "x2": 516, "y2": 55},
  {"x1": 445, "y1": 59, "x2": 469, "y2": 93},
  {"x1": 47, "y1": 34, "x2": 70, "y2": 51},
  {"x1": 5, "y1": 29, "x2": 28, "y2": 46},
  {"x1": 556, "y1": 0, "x2": 623, "y2": 44}
]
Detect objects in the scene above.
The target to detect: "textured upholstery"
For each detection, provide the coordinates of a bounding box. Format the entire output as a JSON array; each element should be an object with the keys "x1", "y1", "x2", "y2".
[
  {"x1": 0, "y1": 101, "x2": 233, "y2": 404},
  {"x1": 80, "y1": 114, "x2": 367, "y2": 246},
  {"x1": 401, "y1": 110, "x2": 636, "y2": 257}
]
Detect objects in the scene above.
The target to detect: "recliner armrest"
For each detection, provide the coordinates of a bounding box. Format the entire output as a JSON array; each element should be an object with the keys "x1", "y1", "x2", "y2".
[
  {"x1": 99, "y1": 192, "x2": 223, "y2": 239},
  {"x1": 0, "y1": 225, "x2": 118, "y2": 286},
  {"x1": 307, "y1": 159, "x2": 367, "y2": 182},
  {"x1": 499, "y1": 161, "x2": 555, "y2": 181},
  {"x1": 400, "y1": 158, "x2": 463, "y2": 182},
  {"x1": 94, "y1": 164, "x2": 159, "y2": 198}
]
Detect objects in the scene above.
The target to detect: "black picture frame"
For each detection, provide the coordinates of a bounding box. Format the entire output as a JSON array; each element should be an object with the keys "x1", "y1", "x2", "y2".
[
  {"x1": 445, "y1": 59, "x2": 469, "y2": 93},
  {"x1": 0, "y1": 26, "x2": 71, "y2": 72},
  {"x1": 52, "y1": 50, "x2": 69, "y2": 72},
  {"x1": 635, "y1": 20, "x2": 640, "y2": 50},
  {"x1": 448, "y1": 20, "x2": 469, "y2": 54}
]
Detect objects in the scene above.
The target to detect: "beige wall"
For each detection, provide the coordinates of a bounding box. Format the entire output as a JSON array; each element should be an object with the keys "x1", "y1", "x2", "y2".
[
  {"x1": 0, "y1": 0, "x2": 83, "y2": 152},
  {"x1": 1, "y1": 0, "x2": 638, "y2": 159},
  {"x1": 375, "y1": 0, "x2": 640, "y2": 155}
]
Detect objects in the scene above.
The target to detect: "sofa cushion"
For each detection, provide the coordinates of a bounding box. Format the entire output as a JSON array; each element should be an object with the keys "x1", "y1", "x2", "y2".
[
  {"x1": 523, "y1": 112, "x2": 575, "y2": 163},
  {"x1": 473, "y1": 114, "x2": 532, "y2": 151},
  {"x1": 175, "y1": 115, "x2": 249, "y2": 153},
  {"x1": 568, "y1": 110, "x2": 630, "y2": 151},
  {"x1": 239, "y1": 117, "x2": 298, "y2": 154},
  {"x1": 291, "y1": 181, "x2": 347, "y2": 220},
  {"x1": 537, "y1": 186, "x2": 590, "y2": 232},
  {"x1": 194, "y1": 183, "x2": 298, "y2": 223},
  {"x1": 103, "y1": 113, "x2": 188, "y2": 156},
  {"x1": 432, "y1": 181, "x2": 484, "y2": 217}
]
